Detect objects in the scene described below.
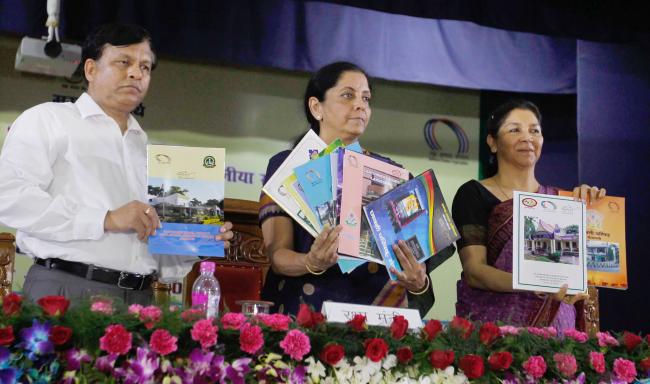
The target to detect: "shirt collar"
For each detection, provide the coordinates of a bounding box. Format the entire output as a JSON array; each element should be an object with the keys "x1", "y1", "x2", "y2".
[{"x1": 75, "y1": 92, "x2": 145, "y2": 135}]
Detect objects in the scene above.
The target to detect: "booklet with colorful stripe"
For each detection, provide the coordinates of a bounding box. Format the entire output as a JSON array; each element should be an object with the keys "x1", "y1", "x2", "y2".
[
  {"x1": 147, "y1": 145, "x2": 225, "y2": 257},
  {"x1": 363, "y1": 169, "x2": 459, "y2": 280}
]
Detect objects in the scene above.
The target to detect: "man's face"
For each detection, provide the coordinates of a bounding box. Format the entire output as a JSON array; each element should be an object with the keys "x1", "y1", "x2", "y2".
[{"x1": 85, "y1": 41, "x2": 154, "y2": 116}]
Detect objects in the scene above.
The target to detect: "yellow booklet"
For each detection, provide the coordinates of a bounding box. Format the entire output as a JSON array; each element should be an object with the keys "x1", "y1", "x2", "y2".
[{"x1": 558, "y1": 192, "x2": 627, "y2": 289}]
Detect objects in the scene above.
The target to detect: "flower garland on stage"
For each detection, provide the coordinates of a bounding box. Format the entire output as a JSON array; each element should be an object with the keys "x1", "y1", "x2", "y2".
[{"x1": 0, "y1": 293, "x2": 649, "y2": 383}]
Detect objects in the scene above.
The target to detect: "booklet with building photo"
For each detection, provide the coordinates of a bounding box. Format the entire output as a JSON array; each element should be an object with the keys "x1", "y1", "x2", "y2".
[
  {"x1": 147, "y1": 145, "x2": 225, "y2": 257},
  {"x1": 338, "y1": 150, "x2": 409, "y2": 263},
  {"x1": 512, "y1": 191, "x2": 587, "y2": 294},
  {"x1": 363, "y1": 169, "x2": 459, "y2": 280},
  {"x1": 558, "y1": 192, "x2": 627, "y2": 289}
]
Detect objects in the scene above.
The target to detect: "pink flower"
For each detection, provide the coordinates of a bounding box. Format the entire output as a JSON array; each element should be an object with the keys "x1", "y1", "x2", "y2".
[
  {"x1": 149, "y1": 329, "x2": 178, "y2": 356},
  {"x1": 139, "y1": 306, "x2": 163, "y2": 329},
  {"x1": 564, "y1": 329, "x2": 588, "y2": 343},
  {"x1": 168, "y1": 305, "x2": 179, "y2": 312},
  {"x1": 181, "y1": 308, "x2": 205, "y2": 322},
  {"x1": 544, "y1": 326, "x2": 558, "y2": 337},
  {"x1": 257, "y1": 313, "x2": 291, "y2": 331},
  {"x1": 239, "y1": 323, "x2": 264, "y2": 354},
  {"x1": 499, "y1": 325, "x2": 520, "y2": 336},
  {"x1": 90, "y1": 299, "x2": 114, "y2": 315},
  {"x1": 597, "y1": 331, "x2": 620, "y2": 347},
  {"x1": 589, "y1": 351, "x2": 606, "y2": 374},
  {"x1": 279, "y1": 329, "x2": 311, "y2": 361},
  {"x1": 553, "y1": 352, "x2": 577, "y2": 378},
  {"x1": 613, "y1": 358, "x2": 637, "y2": 383},
  {"x1": 190, "y1": 319, "x2": 219, "y2": 349},
  {"x1": 221, "y1": 312, "x2": 247, "y2": 330},
  {"x1": 527, "y1": 327, "x2": 555, "y2": 339},
  {"x1": 99, "y1": 324, "x2": 132, "y2": 355},
  {"x1": 128, "y1": 304, "x2": 143, "y2": 316},
  {"x1": 522, "y1": 355, "x2": 547, "y2": 379}
]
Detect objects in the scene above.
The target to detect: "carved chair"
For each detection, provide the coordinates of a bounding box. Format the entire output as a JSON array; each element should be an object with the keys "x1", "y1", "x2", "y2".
[{"x1": 0, "y1": 233, "x2": 15, "y2": 297}]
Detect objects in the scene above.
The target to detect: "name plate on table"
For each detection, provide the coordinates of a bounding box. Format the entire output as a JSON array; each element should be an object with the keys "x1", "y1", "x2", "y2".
[{"x1": 321, "y1": 301, "x2": 423, "y2": 329}]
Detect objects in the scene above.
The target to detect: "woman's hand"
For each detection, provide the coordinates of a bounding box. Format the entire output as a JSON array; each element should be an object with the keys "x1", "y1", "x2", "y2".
[
  {"x1": 548, "y1": 284, "x2": 589, "y2": 305},
  {"x1": 389, "y1": 240, "x2": 428, "y2": 293},
  {"x1": 305, "y1": 225, "x2": 342, "y2": 271},
  {"x1": 572, "y1": 184, "x2": 606, "y2": 203}
]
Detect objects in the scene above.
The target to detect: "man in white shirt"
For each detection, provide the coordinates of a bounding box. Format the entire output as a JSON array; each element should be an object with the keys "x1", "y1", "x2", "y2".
[{"x1": 0, "y1": 23, "x2": 232, "y2": 304}]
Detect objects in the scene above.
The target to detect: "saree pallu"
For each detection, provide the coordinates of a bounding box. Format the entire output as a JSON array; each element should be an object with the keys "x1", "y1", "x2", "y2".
[{"x1": 456, "y1": 185, "x2": 583, "y2": 330}]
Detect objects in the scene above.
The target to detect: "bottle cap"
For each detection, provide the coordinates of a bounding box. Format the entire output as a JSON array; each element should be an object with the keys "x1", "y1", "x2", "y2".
[{"x1": 199, "y1": 261, "x2": 216, "y2": 273}]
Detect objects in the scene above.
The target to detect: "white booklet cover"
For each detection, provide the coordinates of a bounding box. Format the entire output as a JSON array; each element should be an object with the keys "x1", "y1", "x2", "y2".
[
  {"x1": 512, "y1": 191, "x2": 587, "y2": 295},
  {"x1": 261, "y1": 130, "x2": 326, "y2": 237}
]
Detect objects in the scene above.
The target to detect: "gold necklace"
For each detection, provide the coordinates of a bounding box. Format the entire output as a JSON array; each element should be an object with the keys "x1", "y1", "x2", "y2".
[{"x1": 493, "y1": 178, "x2": 511, "y2": 200}]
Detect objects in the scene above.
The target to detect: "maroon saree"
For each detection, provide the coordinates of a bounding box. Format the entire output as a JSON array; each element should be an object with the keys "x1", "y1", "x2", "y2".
[{"x1": 455, "y1": 185, "x2": 583, "y2": 330}]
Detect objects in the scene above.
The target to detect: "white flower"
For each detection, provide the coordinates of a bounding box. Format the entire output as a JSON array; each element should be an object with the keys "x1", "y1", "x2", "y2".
[
  {"x1": 305, "y1": 356, "x2": 326, "y2": 382},
  {"x1": 382, "y1": 354, "x2": 397, "y2": 370}
]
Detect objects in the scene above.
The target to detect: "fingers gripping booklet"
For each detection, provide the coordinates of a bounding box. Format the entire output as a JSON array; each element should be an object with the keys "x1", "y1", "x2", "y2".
[{"x1": 363, "y1": 169, "x2": 459, "y2": 280}]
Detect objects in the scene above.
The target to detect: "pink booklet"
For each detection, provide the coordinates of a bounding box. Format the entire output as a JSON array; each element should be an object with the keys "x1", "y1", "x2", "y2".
[{"x1": 338, "y1": 150, "x2": 409, "y2": 262}]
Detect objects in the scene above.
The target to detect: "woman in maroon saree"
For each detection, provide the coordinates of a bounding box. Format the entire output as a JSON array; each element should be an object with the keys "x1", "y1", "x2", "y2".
[{"x1": 452, "y1": 100, "x2": 605, "y2": 331}]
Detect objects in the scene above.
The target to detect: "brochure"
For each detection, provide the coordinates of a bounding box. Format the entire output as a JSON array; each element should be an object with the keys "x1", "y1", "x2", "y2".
[
  {"x1": 512, "y1": 192, "x2": 587, "y2": 294},
  {"x1": 261, "y1": 130, "x2": 326, "y2": 237},
  {"x1": 338, "y1": 150, "x2": 409, "y2": 263},
  {"x1": 147, "y1": 145, "x2": 225, "y2": 257},
  {"x1": 364, "y1": 169, "x2": 459, "y2": 280},
  {"x1": 558, "y1": 192, "x2": 627, "y2": 289}
]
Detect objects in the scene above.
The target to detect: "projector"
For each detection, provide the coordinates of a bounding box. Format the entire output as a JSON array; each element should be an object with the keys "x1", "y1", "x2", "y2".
[{"x1": 15, "y1": 36, "x2": 81, "y2": 78}]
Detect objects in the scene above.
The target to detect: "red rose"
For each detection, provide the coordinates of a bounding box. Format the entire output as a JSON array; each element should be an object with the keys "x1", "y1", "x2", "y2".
[
  {"x1": 99, "y1": 324, "x2": 132, "y2": 355},
  {"x1": 320, "y1": 343, "x2": 345, "y2": 366},
  {"x1": 423, "y1": 319, "x2": 443, "y2": 341},
  {"x1": 460, "y1": 354, "x2": 485, "y2": 379},
  {"x1": 622, "y1": 331, "x2": 642, "y2": 351},
  {"x1": 364, "y1": 338, "x2": 388, "y2": 362},
  {"x1": 348, "y1": 314, "x2": 367, "y2": 332},
  {"x1": 49, "y1": 325, "x2": 72, "y2": 346},
  {"x1": 488, "y1": 351, "x2": 513, "y2": 371},
  {"x1": 647, "y1": 335, "x2": 650, "y2": 345},
  {"x1": 149, "y1": 329, "x2": 178, "y2": 356},
  {"x1": 479, "y1": 322, "x2": 500, "y2": 345},
  {"x1": 2, "y1": 293, "x2": 23, "y2": 316},
  {"x1": 396, "y1": 346, "x2": 413, "y2": 364},
  {"x1": 429, "y1": 349, "x2": 455, "y2": 369},
  {"x1": 296, "y1": 304, "x2": 326, "y2": 329},
  {"x1": 390, "y1": 315, "x2": 409, "y2": 340},
  {"x1": 450, "y1": 316, "x2": 474, "y2": 339},
  {"x1": 0, "y1": 325, "x2": 15, "y2": 346},
  {"x1": 37, "y1": 295, "x2": 70, "y2": 317},
  {"x1": 640, "y1": 357, "x2": 650, "y2": 373}
]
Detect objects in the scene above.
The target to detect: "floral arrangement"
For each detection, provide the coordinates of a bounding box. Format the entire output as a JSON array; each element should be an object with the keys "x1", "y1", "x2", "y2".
[{"x1": 1, "y1": 292, "x2": 649, "y2": 383}]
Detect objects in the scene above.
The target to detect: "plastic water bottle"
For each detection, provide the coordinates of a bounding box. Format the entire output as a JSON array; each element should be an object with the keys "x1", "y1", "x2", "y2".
[{"x1": 191, "y1": 261, "x2": 221, "y2": 318}]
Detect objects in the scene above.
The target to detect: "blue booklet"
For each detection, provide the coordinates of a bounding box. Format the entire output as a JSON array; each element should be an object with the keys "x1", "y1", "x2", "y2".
[
  {"x1": 363, "y1": 169, "x2": 459, "y2": 280},
  {"x1": 147, "y1": 145, "x2": 226, "y2": 257},
  {"x1": 294, "y1": 154, "x2": 336, "y2": 228}
]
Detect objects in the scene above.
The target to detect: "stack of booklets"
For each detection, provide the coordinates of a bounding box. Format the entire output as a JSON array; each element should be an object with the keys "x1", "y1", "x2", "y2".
[{"x1": 262, "y1": 131, "x2": 459, "y2": 277}]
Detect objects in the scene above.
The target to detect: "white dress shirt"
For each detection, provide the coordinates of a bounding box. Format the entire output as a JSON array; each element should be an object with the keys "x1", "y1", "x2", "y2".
[{"x1": 0, "y1": 93, "x2": 195, "y2": 279}]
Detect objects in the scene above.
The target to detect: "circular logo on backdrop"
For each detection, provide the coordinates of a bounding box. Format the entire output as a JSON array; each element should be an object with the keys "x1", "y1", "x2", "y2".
[
  {"x1": 423, "y1": 118, "x2": 470, "y2": 155},
  {"x1": 203, "y1": 155, "x2": 216, "y2": 168},
  {"x1": 522, "y1": 198, "x2": 538, "y2": 208}
]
